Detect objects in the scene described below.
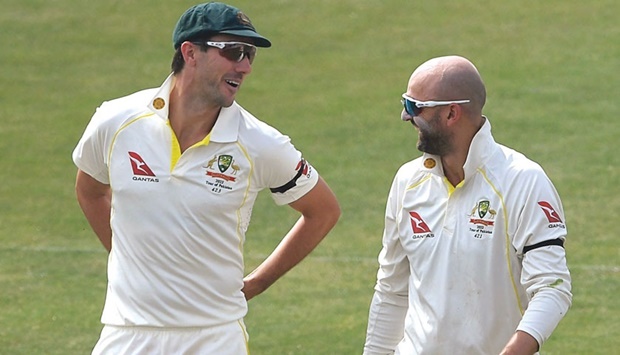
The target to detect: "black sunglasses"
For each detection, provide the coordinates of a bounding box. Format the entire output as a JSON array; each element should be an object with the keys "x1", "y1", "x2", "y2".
[{"x1": 194, "y1": 41, "x2": 258, "y2": 64}]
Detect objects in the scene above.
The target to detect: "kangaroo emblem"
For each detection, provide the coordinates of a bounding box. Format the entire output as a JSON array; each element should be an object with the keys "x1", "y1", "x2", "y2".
[{"x1": 205, "y1": 156, "x2": 217, "y2": 169}]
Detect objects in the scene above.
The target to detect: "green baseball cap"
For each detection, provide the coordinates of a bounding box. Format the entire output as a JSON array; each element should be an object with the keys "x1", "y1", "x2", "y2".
[{"x1": 172, "y1": 2, "x2": 272, "y2": 49}]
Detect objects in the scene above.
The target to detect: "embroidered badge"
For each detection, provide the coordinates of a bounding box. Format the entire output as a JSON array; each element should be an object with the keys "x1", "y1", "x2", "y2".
[
  {"x1": 468, "y1": 198, "x2": 497, "y2": 239},
  {"x1": 236, "y1": 12, "x2": 254, "y2": 28},
  {"x1": 203, "y1": 154, "x2": 240, "y2": 193}
]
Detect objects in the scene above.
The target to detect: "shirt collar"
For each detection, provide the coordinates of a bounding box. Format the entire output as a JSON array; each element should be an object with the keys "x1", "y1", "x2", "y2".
[
  {"x1": 147, "y1": 73, "x2": 240, "y2": 143},
  {"x1": 148, "y1": 73, "x2": 175, "y2": 119},
  {"x1": 210, "y1": 104, "x2": 240, "y2": 143},
  {"x1": 462, "y1": 116, "x2": 495, "y2": 178},
  {"x1": 421, "y1": 116, "x2": 496, "y2": 179}
]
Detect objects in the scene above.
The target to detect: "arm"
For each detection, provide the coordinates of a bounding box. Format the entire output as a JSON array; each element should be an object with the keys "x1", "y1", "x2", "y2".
[
  {"x1": 242, "y1": 176, "x2": 340, "y2": 300},
  {"x1": 503, "y1": 171, "x2": 572, "y2": 353},
  {"x1": 500, "y1": 330, "x2": 539, "y2": 355},
  {"x1": 364, "y1": 289, "x2": 408, "y2": 355},
  {"x1": 75, "y1": 169, "x2": 112, "y2": 252},
  {"x1": 364, "y1": 177, "x2": 409, "y2": 354},
  {"x1": 502, "y1": 245, "x2": 572, "y2": 354}
]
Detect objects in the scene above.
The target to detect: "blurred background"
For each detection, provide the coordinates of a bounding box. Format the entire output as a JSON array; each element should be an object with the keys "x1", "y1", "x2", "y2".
[{"x1": 1, "y1": 0, "x2": 618, "y2": 353}]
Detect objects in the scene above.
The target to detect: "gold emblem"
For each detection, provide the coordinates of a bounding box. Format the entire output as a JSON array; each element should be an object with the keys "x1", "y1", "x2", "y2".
[
  {"x1": 424, "y1": 158, "x2": 436, "y2": 169},
  {"x1": 152, "y1": 97, "x2": 165, "y2": 110},
  {"x1": 237, "y1": 12, "x2": 253, "y2": 27}
]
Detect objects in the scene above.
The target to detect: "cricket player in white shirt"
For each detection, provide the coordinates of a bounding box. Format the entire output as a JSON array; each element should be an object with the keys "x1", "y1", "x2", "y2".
[
  {"x1": 364, "y1": 56, "x2": 571, "y2": 355},
  {"x1": 73, "y1": 2, "x2": 340, "y2": 354}
]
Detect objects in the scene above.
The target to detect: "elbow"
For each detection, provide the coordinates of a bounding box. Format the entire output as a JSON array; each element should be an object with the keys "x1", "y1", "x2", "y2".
[
  {"x1": 314, "y1": 198, "x2": 341, "y2": 236},
  {"x1": 331, "y1": 201, "x2": 342, "y2": 225},
  {"x1": 326, "y1": 198, "x2": 342, "y2": 230}
]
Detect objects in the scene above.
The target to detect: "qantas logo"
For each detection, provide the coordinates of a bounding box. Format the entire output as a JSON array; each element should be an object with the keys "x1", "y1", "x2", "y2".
[
  {"x1": 538, "y1": 201, "x2": 565, "y2": 229},
  {"x1": 408, "y1": 212, "x2": 434, "y2": 239},
  {"x1": 128, "y1": 152, "x2": 158, "y2": 182},
  {"x1": 296, "y1": 158, "x2": 310, "y2": 177},
  {"x1": 538, "y1": 201, "x2": 562, "y2": 223},
  {"x1": 409, "y1": 212, "x2": 432, "y2": 233}
]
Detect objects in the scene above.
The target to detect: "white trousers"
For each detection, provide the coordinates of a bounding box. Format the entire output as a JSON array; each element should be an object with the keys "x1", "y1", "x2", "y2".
[{"x1": 91, "y1": 320, "x2": 250, "y2": 355}]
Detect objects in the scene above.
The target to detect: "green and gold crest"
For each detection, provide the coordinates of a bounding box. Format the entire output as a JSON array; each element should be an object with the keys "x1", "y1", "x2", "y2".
[
  {"x1": 478, "y1": 200, "x2": 490, "y2": 218},
  {"x1": 218, "y1": 155, "x2": 233, "y2": 173}
]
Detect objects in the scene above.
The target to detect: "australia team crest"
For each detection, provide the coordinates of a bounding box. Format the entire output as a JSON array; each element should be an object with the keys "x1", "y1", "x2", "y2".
[
  {"x1": 217, "y1": 155, "x2": 233, "y2": 173},
  {"x1": 203, "y1": 154, "x2": 241, "y2": 193},
  {"x1": 469, "y1": 198, "x2": 497, "y2": 239}
]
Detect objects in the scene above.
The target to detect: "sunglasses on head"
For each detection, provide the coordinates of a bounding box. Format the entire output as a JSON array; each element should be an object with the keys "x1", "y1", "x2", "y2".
[
  {"x1": 193, "y1": 41, "x2": 258, "y2": 64},
  {"x1": 401, "y1": 94, "x2": 470, "y2": 117}
]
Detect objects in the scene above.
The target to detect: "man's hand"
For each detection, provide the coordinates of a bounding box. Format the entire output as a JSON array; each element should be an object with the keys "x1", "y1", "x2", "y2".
[{"x1": 242, "y1": 177, "x2": 340, "y2": 301}]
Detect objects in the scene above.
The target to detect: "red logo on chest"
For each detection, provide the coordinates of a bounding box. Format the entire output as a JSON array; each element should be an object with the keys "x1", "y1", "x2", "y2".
[
  {"x1": 128, "y1": 152, "x2": 156, "y2": 176},
  {"x1": 409, "y1": 212, "x2": 431, "y2": 234}
]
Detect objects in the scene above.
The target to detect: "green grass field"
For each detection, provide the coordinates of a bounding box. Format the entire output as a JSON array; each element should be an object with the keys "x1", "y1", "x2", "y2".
[{"x1": 1, "y1": 0, "x2": 618, "y2": 353}]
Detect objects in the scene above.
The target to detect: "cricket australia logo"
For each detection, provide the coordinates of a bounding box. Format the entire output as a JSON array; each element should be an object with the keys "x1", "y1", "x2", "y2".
[
  {"x1": 469, "y1": 198, "x2": 497, "y2": 239},
  {"x1": 203, "y1": 154, "x2": 240, "y2": 193},
  {"x1": 217, "y1": 154, "x2": 233, "y2": 173}
]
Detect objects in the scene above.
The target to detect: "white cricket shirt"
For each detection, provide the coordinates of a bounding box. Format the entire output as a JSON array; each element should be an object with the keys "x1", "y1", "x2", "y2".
[
  {"x1": 73, "y1": 74, "x2": 319, "y2": 327},
  {"x1": 364, "y1": 119, "x2": 572, "y2": 354}
]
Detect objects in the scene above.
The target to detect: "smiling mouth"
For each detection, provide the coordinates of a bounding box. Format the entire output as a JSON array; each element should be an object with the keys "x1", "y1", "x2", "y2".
[{"x1": 225, "y1": 79, "x2": 240, "y2": 88}]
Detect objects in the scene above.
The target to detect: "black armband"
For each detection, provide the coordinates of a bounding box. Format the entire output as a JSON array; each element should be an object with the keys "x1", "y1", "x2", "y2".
[
  {"x1": 523, "y1": 238, "x2": 564, "y2": 254},
  {"x1": 270, "y1": 159, "x2": 306, "y2": 194}
]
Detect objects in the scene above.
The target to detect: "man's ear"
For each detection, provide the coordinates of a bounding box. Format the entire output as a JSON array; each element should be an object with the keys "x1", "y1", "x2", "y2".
[
  {"x1": 445, "y1": 104, "x2": 462, "y2": 126},
  {"x1": 181, "y1": 42, "x2": 198, "y2": 66}
]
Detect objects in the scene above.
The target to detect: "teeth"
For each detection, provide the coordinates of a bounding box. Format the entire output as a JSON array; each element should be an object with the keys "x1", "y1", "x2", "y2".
[{"x1": 226, "y1": 80, "x2": 239, "y2": 87}]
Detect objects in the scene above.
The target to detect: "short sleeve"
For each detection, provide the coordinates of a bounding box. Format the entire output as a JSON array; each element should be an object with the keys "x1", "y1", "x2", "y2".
[
  {"x1": 265, "y1": 139, "x2": 319, "y2": 205},
  {"x1": 72, "y1": 103, "x2": 115, "y2": 184}
]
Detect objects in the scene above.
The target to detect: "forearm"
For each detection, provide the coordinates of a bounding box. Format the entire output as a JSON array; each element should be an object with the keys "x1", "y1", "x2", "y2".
[
  {"x1": 75, "y1": 170, "x2": 112, "y2": 252},
  {"x1": 80, "y1": 196, "x2": 112, "y2": 252},
  {"x1": 515, "y1": 246, "x2": 572, "y2": 348},
  {"x1": 243, "y1": 177, "x2": 340, "y2": 300},
  {"x1": 243, "y1": 211, "x2": 337, "y2": 300},
  {"x1": 364, "y1": 290, "x2": 407, "y2": 354},
  {"x1": 500, "y1": 330, "x2": 539, "y2": 355},
  {"x1": 513, "y1": 287, "x2": 571, "y2": 351}
]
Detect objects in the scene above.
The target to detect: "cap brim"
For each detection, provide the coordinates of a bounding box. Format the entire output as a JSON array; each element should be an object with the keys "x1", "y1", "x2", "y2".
[{"x1": 220, "y1": 29, "x2": 271, "y2": 47}]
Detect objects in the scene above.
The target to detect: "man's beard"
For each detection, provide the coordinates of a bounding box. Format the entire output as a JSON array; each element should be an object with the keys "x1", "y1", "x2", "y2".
[{"x1": 415, "y1": 112, "x2": 452, "y2": 156}]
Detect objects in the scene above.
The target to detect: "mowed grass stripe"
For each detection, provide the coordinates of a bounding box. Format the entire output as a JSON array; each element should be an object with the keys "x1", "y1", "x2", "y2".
[{"x1": 3, "y1": 246, "x2": 618, "y2": 273}]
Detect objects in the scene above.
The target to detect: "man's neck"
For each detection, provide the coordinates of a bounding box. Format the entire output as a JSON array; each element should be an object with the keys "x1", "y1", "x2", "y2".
[
  {"x1": 440, "y1": 146, "x2": 470, "y2": 187},
  {"x1": 168, "y1": 90, "x2": 221, "y2": 152}
]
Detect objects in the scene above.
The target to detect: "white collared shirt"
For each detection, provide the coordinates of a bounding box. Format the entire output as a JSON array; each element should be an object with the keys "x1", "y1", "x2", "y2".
[
  {"x1": 73, "y1": 74, "x2": 318, "y2": 327},
  {"x1": 365, "y1": 119, "x2": 572, "y2": 354}
]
